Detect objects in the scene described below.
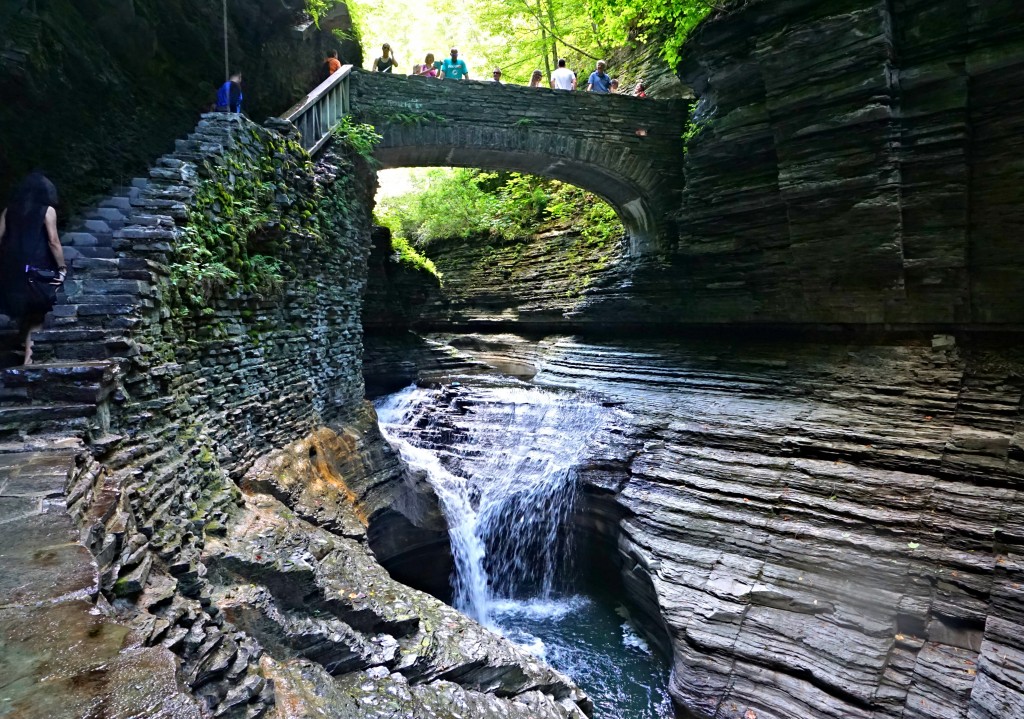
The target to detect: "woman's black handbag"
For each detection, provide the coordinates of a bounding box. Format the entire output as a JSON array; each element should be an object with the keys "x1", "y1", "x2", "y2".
[{"x1": 25, "y1": 265, "x2": 64, "y2": 309}]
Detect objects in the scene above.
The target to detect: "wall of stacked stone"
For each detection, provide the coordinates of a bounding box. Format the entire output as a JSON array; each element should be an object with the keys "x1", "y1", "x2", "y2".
[{"x1": 54, "y1": 113, "x2": 379, "y2": 716}]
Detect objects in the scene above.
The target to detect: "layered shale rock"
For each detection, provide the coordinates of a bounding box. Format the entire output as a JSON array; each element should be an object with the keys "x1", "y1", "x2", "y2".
[
  {"x1": 642, "y1": 0, "x2": 1024, "y2": 326},
  {"x1": 387, "y1": 333, "x2": 1024, "y2": 719},
  {"x1": 363, "y1": 223, "x2": 627, "y2": 331},
  {"x1": 203, "y1": 442, "x2": 591, "y2": 719}
]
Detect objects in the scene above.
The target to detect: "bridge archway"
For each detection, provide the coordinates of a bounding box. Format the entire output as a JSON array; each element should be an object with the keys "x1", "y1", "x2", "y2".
[{"x1": 348, "y1": 70, "x2": 687, "y2": 256}]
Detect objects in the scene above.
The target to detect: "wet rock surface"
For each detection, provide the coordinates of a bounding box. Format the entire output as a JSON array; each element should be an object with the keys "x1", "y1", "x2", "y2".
[
  {"x1": 0, "y1": 449, "x2": 200, "y2": 718},
  {"x1": 205, "y1": 439, "x2": 591, "y2": 719},
  {"x1": 380, "y1": 332, "x2": 1024, "y2": 719}
]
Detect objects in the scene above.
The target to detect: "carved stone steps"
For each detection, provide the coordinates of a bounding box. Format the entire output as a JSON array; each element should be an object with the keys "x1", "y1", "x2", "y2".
[{"x1": 0, "y1": 361, "x2": 119, "y2": 440}]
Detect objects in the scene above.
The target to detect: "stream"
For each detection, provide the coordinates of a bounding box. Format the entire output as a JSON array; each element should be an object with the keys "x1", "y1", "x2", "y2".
[{"x1": 376, "y1": 377, "x2": 674, "y2": 719}]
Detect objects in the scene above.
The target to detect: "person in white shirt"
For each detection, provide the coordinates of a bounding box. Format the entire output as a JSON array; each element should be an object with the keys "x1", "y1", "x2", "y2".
[{"x1": 550, "y1": 58, "x2": 576, "y2": 91}]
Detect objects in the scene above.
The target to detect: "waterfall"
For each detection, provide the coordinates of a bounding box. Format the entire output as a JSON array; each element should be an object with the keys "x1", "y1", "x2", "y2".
[{"x1": 376, "y1": 382, "x2": 604, "y2": 627}]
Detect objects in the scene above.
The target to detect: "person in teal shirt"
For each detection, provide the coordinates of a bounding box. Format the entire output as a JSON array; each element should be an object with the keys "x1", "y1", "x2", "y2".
[{"x1": 440, "y1": 48, "x2": 469, "y2": 80}]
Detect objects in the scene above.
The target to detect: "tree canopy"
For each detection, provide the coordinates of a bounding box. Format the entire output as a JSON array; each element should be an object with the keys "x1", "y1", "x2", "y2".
[{"x1": 341, "y1": 0, "x2": 716, "y2": 84}]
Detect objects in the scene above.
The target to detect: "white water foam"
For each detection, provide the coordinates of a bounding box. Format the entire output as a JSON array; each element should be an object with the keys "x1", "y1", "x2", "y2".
[
  {"x1": 621, "y1": 622, "x2": 653, "y2": 654},
  {"x1": 376, "y1": 383, "x2": 604, "y2": 627}
]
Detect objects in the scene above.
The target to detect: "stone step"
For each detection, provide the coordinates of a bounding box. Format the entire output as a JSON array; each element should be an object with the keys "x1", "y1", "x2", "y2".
[
  {"x1": 81, "y1": 219, "x2": 111, "y2": 234},
  {"x1": 87, "y1": 206, "x2": 128, "y2": 222},
  {"x1": 132, "y1": 213, "x2": 177, "y2": 228},
  {"x1": 31, "y1": 328, "x2": 119, "y2": 344},
  {"x1": 84, "y1": 209, "x2": 128, "y2": 230},
  {"x1": 67, "y1": 246, "x2": 117, "y2": 260},
  {"x1": 0, "y1": 361, "x2": 118, "y2": 406},
  {"x1": 99, "y1": 195, "x2": 134, "y2": 211},
  {"x1": 62, "y1": 232, "x2": 102, "y2": 247},
  {"x1": 0, "y1": 404, "x2": 98, "y2": 440},
  {"x1": 157, "y1": 157, "x2": 187, "y2": 170},
  {"x1": 149, "y1": 167, "x2": 190, "y2": 182}
]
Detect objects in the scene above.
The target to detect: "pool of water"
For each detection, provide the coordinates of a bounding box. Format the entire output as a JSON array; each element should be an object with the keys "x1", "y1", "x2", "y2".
[{"x1": 492, "y1": 593, "x2": 675, "y2": 719}]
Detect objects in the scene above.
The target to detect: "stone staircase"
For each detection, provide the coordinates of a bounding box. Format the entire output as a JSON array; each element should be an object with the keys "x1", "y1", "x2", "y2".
[
  {"x1": 0, "y1": 361, "x2": 119, "y2": 444},
  {"x1": 34, "y1": 179, "x2": 154, "y2": 363},
  {"x1": 0, "y1": 119, "x2": 224, "y2": 441}
]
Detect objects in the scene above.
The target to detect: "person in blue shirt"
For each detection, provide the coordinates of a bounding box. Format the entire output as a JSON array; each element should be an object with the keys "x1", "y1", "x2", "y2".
[
  {"x1": 586, "y1": 60, "x2": 612, "y2": 94},
  {"x1": 216, "y1": 72, "x2": 243, "y2": 113},
  {"x1": 440, "y1": 48, "x2": 469, "y2": 80}
]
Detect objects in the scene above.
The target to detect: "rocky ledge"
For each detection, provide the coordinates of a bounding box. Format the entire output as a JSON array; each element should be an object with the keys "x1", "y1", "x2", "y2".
[
  {"x1": 205, "y1": 422, "x2": 593, "y2": 719},
  {"x1": 369, "y1": 332, "x2": 1024, "y2": 719}
]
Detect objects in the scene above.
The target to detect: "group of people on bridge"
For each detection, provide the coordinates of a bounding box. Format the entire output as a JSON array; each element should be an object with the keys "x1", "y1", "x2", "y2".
[
  {"x1": 366, "y1": 44, "x2": 648, "y2": 97},
  {"x1": 213, "y1": 44, "x2": 649, "y2": 118}
]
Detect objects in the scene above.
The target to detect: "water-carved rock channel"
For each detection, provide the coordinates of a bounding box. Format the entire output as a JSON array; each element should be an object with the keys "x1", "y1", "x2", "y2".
[
  {"x1": 364, "y1": 332, "x2": 1024, "y2": 719},
  {"x1": 376, "y1": 379, "x2": 674, "y2": 718}
]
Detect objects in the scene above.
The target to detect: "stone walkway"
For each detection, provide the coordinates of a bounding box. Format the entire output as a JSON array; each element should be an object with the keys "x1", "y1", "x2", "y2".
[{"x1": 0, "y1": 448, "x2": 201, "y2": 718}]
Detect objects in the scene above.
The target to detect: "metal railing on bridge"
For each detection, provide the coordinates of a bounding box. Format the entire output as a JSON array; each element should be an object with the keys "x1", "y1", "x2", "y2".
[{"x1": 281, "y1": 64, "x2": 352, "y2": 155}]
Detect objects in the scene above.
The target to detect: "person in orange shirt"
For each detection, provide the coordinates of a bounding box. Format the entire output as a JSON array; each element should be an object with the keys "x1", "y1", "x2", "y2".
[{"x1": 325, "y1": 50, "x2": 342, "y2": 75}]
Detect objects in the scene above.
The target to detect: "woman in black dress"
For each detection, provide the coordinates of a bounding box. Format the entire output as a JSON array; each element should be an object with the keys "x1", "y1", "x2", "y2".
[{"x1": 0, "y1": 173, "x2": 67, "y2": 365}]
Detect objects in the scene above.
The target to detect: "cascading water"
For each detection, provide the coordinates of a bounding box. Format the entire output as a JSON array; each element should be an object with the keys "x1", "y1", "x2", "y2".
[
  {"x1": 376, "y1": 376, "x2": 675, "y2": 718},
  {"x1": 376, "y1": 381, "x2": 600, "y2": 626}
]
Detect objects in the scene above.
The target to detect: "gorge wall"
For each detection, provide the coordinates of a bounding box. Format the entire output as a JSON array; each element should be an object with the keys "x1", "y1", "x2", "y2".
[
  {"x1": 646, "y1": 0, "x2": 1024, "y2": 327},
  {"x1": 385, "y1": 0, "x2": 1024, "y2": 331},
  {"x1": 363, "y1": 332, "x2": 1024, "y2": 719},
  {"x1": 0, "y1": 0, "x2": 359, "y2": 211}
]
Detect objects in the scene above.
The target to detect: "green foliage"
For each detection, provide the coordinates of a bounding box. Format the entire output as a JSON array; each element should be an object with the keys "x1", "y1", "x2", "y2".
[
  {"x1": 376, "y1": 169, "x2": 499, "y2": 243},
  {"x1": 173, "y1": 170, "x2": 280, "y2": 314},
  {"x1": 588, "y1": 0, "x2": 717, "y2": 68},
  {"x1": 547, "y1": 184, "x2": 623, "y2": 247},
  {"x1": 169, "y1": 129, "x2": 328, "y2": 319},
  {"x1": 390, "y1": 234, "x2": 443, "y2": 280},
  {"x1": 332, "y1": 115, "x2": 382, "y2": 160},
  {"x1": 306, "y1": 0, "x2": 340, "y2": 27},
  {"x1": 374, "y1": 169, "x2": 624, "y2": 249},
  {"x1": 349, "y1": 0, "x2": 719, "y2": 90},
  {"x1": 683, "y1": 116, "x2": 714, "y2": 153},
  {"x1": 474, "y1": 0, "x2": 607, "y2": 85}
]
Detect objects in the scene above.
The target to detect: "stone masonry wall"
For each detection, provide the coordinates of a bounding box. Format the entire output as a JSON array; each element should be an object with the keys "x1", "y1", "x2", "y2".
[
  {"x1": 56, "y1": 114, "x2": 379, "y2": 716},
  {"x1": 349, "y1": 69, "x2": 687, "y2": 254}
]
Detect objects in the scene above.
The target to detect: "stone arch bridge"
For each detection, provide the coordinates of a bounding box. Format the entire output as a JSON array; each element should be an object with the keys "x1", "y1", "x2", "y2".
[{"x1": 346, "y1": 70, "x2": 688, "y2": 255}]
